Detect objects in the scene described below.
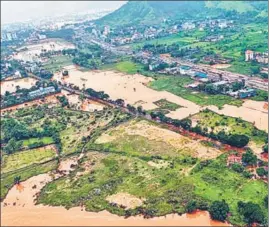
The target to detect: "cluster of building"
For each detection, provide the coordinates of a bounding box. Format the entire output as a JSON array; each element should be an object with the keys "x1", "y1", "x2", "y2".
[
  {"x1": 27, "y1": 32, "x2": 47, "y2": 43},
  {"x1": 29, "y1": 86, "x2": 56, "y2": 98},
  {"x1": 203, "y1": 35, "x2": 224, "y2": 42},
  {"x1": 245, "y1": 50, "x2": 268, "y2": 64},
  {"x1": 176, "y1": 19, "x2": 233, "y2": 31},
  {"x1": 1, "y1": 32, "x2": 18, "y2": 41},
  {"x1": 0, "y1": 62, "x2": 23, "y2": 80},
  {"x1": 160, "y1": 64, "x2": 257, "y2": 99}
]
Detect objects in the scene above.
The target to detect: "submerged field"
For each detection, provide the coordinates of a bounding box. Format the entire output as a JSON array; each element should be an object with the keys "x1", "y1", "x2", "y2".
[
  {"x1": 189, "y1": 109, "x2": 267, "y2": 145},
  {"x1": 37, "y1": 119, "x2": 268, "y2": 226},
  {"x1": 149, "y1": 76, "x2": 243, "y2": 108}
]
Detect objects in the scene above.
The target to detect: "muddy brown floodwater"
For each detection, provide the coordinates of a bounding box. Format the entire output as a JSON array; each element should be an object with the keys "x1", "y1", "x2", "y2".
[{"x1": 1, "y1": 156, "x2": 231, "y2": 227}]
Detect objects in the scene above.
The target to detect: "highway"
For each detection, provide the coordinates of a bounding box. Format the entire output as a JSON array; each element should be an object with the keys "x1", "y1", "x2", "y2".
[{"x1": 82, "y1": 33, "x2": 267, "y2": 91}]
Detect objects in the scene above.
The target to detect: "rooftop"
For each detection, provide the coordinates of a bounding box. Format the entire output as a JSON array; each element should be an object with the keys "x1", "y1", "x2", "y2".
[{"x1": 180, "y1": 65, "x2": 191, "y2": 70}]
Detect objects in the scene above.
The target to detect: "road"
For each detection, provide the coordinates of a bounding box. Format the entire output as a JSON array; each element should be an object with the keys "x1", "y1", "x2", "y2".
[{"x1": 82, "y1": 34, "x2": 267, "y2": 91}]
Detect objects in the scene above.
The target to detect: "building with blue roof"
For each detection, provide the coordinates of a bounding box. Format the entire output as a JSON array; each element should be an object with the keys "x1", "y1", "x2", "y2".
[{"x1": 194, "y1": 71, "x2": 208, "y2": 78}]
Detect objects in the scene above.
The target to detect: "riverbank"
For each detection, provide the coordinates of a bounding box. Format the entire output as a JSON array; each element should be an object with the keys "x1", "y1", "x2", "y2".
[{"x1": 1, "y1": 154, "x2": 230, "y2": 226}]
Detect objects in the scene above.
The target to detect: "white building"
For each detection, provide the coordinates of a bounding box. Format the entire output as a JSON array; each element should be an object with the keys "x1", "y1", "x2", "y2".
[
  {"x1": 182, "y1": 22, "x2": 195, "y2": 30},
  {"x1": 245, "y1": 50, "x2": 254, "y2": 61}
]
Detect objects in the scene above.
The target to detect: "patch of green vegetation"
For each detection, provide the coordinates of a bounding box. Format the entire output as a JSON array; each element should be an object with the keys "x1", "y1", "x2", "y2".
[
  {"x1": 153, "y1": 99, "x2": 181, "y2": 111},
  {"x1": 42, "y1": 55, "x2": 73, "y2": 72},
  {"x1": 101, "y1": 60, "x2": 144, "y2": 74},
  {"x1": 2, "y1": 105, "x2": 130, "y2": 156},
  {"x1": 250, "y1": 89, "x2": 268, "y2": 102},
  {"x1": 22, "y1": 137, "x2": 54, "y2": 147},
  {"x1": 149, "y1": 76, "x2": 243, "y2": 108},
  {"x1": 1, "y1": 160, "x2": 58, "y2": 200},
  {"x1": 1, "y1": 147, "x2": 57, "y2": 173},
  {"x1": 190, "y1": 155, "x2": 267, "y2": 225},
  {"x1": 130, "y1": 30, "x2": 206, "y2": 49},
  {"x1": 190, "y1": 109, "x2": 267, "y2": 144},
  {"x1": 37, "y1": 147, "x2": 267, "y2": 226}
]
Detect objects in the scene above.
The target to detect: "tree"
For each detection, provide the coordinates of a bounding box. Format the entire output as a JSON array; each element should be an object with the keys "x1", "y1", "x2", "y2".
[
  {"x1": 227, "y1": 134, "x2": 249, "y2": 148},
  {"x1": 262, "y1": 144, "x2": 268, "y2": 153},
  {"x1": 186, "y1": 200, "x2": 197, "y2": 213},
  {"x1": 256, "y1": 167, "x2": 267, "y2": 177},
  {"x1": 3, "y1": 138, "x2": 23, "y2": 154},
  {"x1": 242, "y1": 150, "x2": 257, "y2": 166},
  {"x1": 264, "y1": 195, "x2": 268, "y2": 207},
  {"x1": 14, "y1": 176, "x2": 21, "y2": 185},
  {"x1": 231, "y1": 163, "x2": 244, "y2": 173},
  {"x1": 209, "y1": 200, "x2": 229, "y2": 222},
  {"x1": 180, "y1": 119, "x2": 192, "y2": 130},
  {"x1": 238, "y1": 201, "x2": 265, "y2": 224}
]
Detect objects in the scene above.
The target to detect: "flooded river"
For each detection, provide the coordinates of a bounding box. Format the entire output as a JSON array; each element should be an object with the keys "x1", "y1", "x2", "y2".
[{"x1": 1, "y1": 156, "x2": 230, "y2": 226}]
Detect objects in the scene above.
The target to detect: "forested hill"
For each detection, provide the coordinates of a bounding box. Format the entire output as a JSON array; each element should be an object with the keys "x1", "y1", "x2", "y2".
[{"x1": 96, "y1": 1, "x2": 268, "y2": 27}]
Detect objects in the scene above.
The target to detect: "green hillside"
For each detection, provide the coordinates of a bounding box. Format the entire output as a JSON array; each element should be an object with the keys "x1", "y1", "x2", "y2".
[{"x1": 96, "y1": 1, "x2": 267, "y2": 27}]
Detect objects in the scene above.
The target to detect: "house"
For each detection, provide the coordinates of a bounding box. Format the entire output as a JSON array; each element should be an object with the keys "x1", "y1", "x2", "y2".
[
  {"x1": 199, "y1": 78, "x2": 209, "y2": 83},
  {"x1": 194, "y1": 71, "x2": 208, "y2": 79},
  {"x1": 212, "y1": 81, "x2": 229, "y2": 89},
  {"x1": 179, "y1": 65, "x2": 191, "y2": 75},
  {"x1": 218, "y1": 21, "x2": 228, "y2": 29},
  {"x1": 29, "y1": 86, "x2": 56, "y2": 98},
  {"x1": 204, "y1": 35, "x2": 224, "y2": 42},
  {"x1": 182, "y1": 22, "x2": 195, "y2": 30},
  {"x1": 245, "y1": 50, "x2": 254, "y2": 61},
  {"x1": 245, "y1": 50, "x2": 268, "y2": 64},
  {"x1": 187, "y1": 83, "x2": 200, "y2": 88},
  {"x1": 255, "y1": 52, "x2": 268, "y2": 64},
  {"x1": 37, "y1": 34, "x2": 46, "y2": 40},
  {"x1": 238, "y1": 88, "x2": 256, "y2": 99}
]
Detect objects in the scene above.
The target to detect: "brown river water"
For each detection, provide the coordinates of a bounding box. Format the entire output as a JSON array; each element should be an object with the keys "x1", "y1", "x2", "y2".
[
  {"x1": 1, "y1": 135, "x2": 230, "y2": 227},
  {"x1": 1, "y1": 173, "x2": 230, "y2": 226}
]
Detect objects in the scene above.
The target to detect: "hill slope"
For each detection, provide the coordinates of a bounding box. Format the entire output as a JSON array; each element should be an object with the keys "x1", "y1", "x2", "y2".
[{"x1": 96, "y1": 1, "x2": 267, "y2": 26}]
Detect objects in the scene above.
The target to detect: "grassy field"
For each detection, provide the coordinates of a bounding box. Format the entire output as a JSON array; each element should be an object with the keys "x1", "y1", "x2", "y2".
[
  {"x1": 42, "y1": 55, "x2": 73, "y2": 72},
  {"x1": 37, "y1": 119, "x2": 268, "y2": 226},
  {"x1": 189, "y1": 110, "x2": 268, "y2": 145},
  {"x1": 149, "y1": 76, "x2": 243, "y2": 108},
  {"x1": 22, "y1": 137, "x2": 54, "y2": 147},
  {"x1": 153, "y1": 99, "x2": 181, "y2": 111},
  {"x1": 101, "y1": 60, "x2": 144, "y2": 74},
  {"x1": 1, "y1": 147, "x2": 57, "y2": 173},
  {"x1": 130, "y1": 30, "x2": 206, "y2": 49}
]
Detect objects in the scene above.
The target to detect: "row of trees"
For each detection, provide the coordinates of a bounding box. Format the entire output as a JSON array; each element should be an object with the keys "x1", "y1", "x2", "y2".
[
  {"x1": 186, "y1": 199, "x2": 266, "y2": 225},
  {"x1": 149, "y1": 110, "x2": 249, "y2": 148}
]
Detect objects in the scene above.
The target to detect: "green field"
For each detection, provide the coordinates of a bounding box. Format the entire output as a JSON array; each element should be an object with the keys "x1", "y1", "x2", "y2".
[
  {"x1": 189, "y1": 110, "x2": 267, "y2": 145},
  {"x1": 153, "y1": 99, "x2": 181, "y2": 111},
  {"x1": 37, "y1": 119, "x2": 268, "y2": 226},
  {"x1": 42, "y1": 55, "x2": 73, "y2": 72},
  {"x1": 101, "y1": 60, "x2": 144, "y2": 74},
  {"x1": 22, "y1": 137, "x2": 54, "y2": 147},
  {"x1": 149, "y1": 76, "x2": 243, "y2": 108},
  {"x1": 2, "y1": 147, "x2": 57, "y2": 173},
  {"x1": 130, "y1": 30, "x2": 206, "y2": 49}
]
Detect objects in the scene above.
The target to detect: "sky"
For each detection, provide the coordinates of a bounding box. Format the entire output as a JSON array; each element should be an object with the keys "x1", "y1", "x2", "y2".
[{"x1": 1, "y1": 1, "x2": 126, "y2": 25}]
